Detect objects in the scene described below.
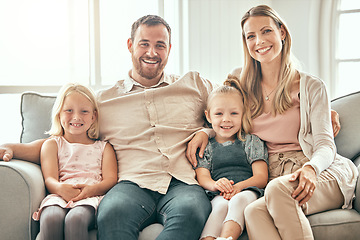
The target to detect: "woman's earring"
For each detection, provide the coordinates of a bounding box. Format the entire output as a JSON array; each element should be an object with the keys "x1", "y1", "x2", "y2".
[{"x1": 282, "y1": 39, "x2": 285, "y2": 45}]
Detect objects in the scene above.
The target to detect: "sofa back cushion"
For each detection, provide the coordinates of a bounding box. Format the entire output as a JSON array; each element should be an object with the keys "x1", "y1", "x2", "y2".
[
  {"x1": 20, "y1": 91, "x2": 360, "y2": 166},
  {"x1": 331, "y1": 91, "x2": 360, "y2": 165},
  {"x1": 20, "y1": 92, "x2": 56, "y2": 143}
]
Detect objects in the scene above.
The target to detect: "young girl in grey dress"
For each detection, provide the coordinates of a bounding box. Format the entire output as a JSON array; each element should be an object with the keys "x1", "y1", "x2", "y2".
[{"x1": 194, "y1": 85, "x2": 268, "y2": 240}]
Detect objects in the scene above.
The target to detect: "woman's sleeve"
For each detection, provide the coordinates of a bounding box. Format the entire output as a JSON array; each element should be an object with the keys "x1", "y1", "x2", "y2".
[{"x1": 302, "y1": 77, "x2": 336, "y2": 176}]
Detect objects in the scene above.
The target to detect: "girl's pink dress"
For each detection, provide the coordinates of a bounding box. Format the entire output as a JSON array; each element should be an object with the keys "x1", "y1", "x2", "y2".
[{"x1": 32, "y1": 136, "x2": 107, "y2": 220}]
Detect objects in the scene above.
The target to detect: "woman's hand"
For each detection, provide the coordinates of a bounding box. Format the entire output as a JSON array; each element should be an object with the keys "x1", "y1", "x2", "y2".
[
  {"x1": 289, "y1": 165, "x2": 317, "y2": 206},
  {"x1": 331, "y1": 110, "x2": 341, "y2": 137},
  {"x1": 186, "y1": 131, "x2": 209, "y2": 167}
]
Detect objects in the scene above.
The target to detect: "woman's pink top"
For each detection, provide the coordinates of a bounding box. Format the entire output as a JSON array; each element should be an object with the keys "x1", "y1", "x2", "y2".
[
  {"x1": 32, "y1": 136, "x2": 106, "y2": 220},
  {"x1": 251, "y1": 90, "x2": 302, "y2": 155}
]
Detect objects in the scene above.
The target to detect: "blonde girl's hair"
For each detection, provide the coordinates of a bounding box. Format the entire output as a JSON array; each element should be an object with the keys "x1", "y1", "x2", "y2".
[
  {"x1": 206, "y1": 83, "x2": 249, "y2": 140},
  {"x1": 239, "y1": 5, "x2": 298, "y2": 123},
  {"x1": 224, "y1": 75, "x2": 252, "y2": 135},
  {"x1": 47, "y1": 83, "x2": 100, "y2": 140}
]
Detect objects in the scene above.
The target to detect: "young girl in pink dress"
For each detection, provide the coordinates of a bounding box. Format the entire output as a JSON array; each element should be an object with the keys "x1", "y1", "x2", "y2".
[{"x1": 32, "y1": 83, "x2": 118, "y2": 240}]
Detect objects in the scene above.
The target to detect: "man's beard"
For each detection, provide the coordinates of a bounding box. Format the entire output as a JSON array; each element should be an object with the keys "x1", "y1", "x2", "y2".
[{"x1": 132, "y1": 55, "x2": 167, "y2": 80}]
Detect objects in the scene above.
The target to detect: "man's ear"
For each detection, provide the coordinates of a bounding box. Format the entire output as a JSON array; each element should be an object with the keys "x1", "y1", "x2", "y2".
[
  {"x1": 205, "y1": 110, "x2": 212, "y2": 124},
  {"x1": 127, "y1": 38, "x2": 133, "y2": 53}
]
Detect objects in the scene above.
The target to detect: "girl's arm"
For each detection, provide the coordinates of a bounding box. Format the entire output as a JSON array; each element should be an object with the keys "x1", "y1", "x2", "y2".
[
  {"x1": 195, "y1": 168, "x2": 234, "y2": 193},
  {"x1": 225, "y1": 160, "x2": 268, "y2": 200},
  {"x1": 1, "y1": 139, "x2": 46, "y2": 163},
  {"x1": 71, "y1": 142, "x2": 118, "y2": 202},
  {"x1": 41, "y1": 139, "x2": 80, "y2": 202}
]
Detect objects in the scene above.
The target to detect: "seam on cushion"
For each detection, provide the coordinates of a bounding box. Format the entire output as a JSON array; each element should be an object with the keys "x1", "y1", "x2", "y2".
[{"x1": 311, "y1": 218, "x2": 360, "y2": 227}]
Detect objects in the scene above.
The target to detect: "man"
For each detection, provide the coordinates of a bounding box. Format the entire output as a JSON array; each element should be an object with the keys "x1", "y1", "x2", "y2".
[
  {"x1": 1, "y1": 15, "x2": 212, "y2": 240},
  {"x1": 95, "y1": 15, "x2": 212, "y2": 239}
]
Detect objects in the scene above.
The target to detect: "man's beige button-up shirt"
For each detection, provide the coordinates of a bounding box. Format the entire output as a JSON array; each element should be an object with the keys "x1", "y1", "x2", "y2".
[{"x1": 97, "y1": 71, "x2": 213, "y2": 194}]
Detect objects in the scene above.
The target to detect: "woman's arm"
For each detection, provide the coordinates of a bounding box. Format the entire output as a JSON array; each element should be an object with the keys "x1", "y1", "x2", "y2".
[
  {"x1": 302, "y1": 77, "x2": 336, "y2": 175},
  {"x1": 331, "y1": 109, "x2": 341, "y2": 137},
  {"x1": 291, "y1": 76, "x2": 335, "y2": 205},
  {"x1": 0, "y1": 139, "x2": 46, "y2": 164},
  {"x1": 41, "y1": 139, "x2": 80, "y2": 202},
  {"x1": 71, "y1": 142, "x2": 118, "y2": 202}
]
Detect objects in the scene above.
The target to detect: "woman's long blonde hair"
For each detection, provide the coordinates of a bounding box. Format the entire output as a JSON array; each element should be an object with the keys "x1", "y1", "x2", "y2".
[
  {"x1": 47, "y1": 83, "x2": 100, "y2": 140},
  {"x1": 235, "y1": 5, "x2": 298, "y2": 130}
]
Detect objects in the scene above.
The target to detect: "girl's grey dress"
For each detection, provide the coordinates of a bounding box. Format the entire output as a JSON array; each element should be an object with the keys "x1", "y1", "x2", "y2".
[{"x1": 195, "y1": 134, "x2": 268, "y2": 200}]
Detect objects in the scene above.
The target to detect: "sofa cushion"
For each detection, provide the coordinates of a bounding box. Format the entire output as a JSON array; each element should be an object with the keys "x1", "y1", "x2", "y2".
[
  {"x1": 308, "y1": 209, "x2": 360, "y2": 239},
  {"x1": 20, "y1": 92, "x2": 56, "y2": 143}
]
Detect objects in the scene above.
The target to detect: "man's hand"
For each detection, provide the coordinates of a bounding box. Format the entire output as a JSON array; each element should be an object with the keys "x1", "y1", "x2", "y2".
[
  {"x1": 0, "y1": 146, "x2": 13, "y2": 161},
  {"x1": 186, "y1": 131, "x2": 209, "y2": 167}
]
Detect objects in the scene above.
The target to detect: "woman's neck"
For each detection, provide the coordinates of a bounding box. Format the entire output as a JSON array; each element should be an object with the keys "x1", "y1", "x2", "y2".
[{"x1": 260, "y1": 58, "x2": 282, "y2": 86}]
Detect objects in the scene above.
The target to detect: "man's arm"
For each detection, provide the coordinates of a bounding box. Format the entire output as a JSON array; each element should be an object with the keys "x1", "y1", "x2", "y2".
[{"x1": 0, "y1": 139, "x2": 46, "y2": 164}]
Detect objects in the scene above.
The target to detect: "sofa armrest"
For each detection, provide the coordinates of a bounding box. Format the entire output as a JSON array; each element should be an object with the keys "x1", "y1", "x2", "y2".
[{"x1": 0, "y1": 160, "x2": 45, "y2": 240}]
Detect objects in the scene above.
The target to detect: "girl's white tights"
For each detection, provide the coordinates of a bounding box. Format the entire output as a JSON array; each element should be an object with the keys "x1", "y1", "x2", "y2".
[{"x1": 200, "y1": 190, "x2": 258, "y2": 239}]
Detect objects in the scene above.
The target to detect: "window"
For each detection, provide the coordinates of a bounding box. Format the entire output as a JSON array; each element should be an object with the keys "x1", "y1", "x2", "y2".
[
  {"x1": 0, "y1": 0, "x2": 170, "y2": 93},
  {"x1": 335, "y1": 0, "x2": 360, "y2": 97},
  {"x1": 0, "y1": 0, "x2": 179, "y2": 143},
  {"x1": 0, "y1": 0, "x2": 90, "y2": 93}
]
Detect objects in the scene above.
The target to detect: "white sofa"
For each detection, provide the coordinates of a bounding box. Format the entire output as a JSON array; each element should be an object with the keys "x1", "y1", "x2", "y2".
[{"x1": 1, "y1": 91, "x2": 360, "y2": 240}]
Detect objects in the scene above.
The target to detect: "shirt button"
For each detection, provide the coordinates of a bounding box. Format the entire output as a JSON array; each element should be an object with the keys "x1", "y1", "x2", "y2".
[{"x1": 279, "y1": 153, "x2": 284, "y2": 158}]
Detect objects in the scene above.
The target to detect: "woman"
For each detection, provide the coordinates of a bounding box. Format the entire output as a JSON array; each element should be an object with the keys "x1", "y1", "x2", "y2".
[{"x1": 187, "y1": 5, "x2": 358, "y2": 240}]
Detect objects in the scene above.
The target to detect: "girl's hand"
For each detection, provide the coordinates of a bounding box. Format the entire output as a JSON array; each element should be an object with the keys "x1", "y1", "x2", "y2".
[
  {"x1": 186, "y1": 131, "x2": 209, "y2": 167},
  {"x1": 58, "y1": 183, "x2": 81, "y2": 202},
  {"x1": 221, "y1": 183, "x2": 243, "y2": 200},
  {"x1": 214, "y1": 178, "x2": 234, "y2": 194},
  {"x1": 227, "y1": 184, "x2": 243, "y2": 200},
  {"x1": 289, "y1": 165, "x2": 317, "y2": 206},
  {"x1": 70, "y1": 184, "x2": 96, "y2": 202},
  {"x1": 0, "y1": 146, "x2": 13, "y2": 161}
]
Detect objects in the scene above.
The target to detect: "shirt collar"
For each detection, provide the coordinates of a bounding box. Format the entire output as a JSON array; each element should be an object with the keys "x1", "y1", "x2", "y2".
[{"x1": 123, "y1": 70, "x2": 170, "y2": 93}]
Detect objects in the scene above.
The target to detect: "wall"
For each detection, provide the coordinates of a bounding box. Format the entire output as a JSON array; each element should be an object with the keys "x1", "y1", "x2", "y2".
[{"x1": 185, "y1": 0, "x2": 323, "y2": 85}]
